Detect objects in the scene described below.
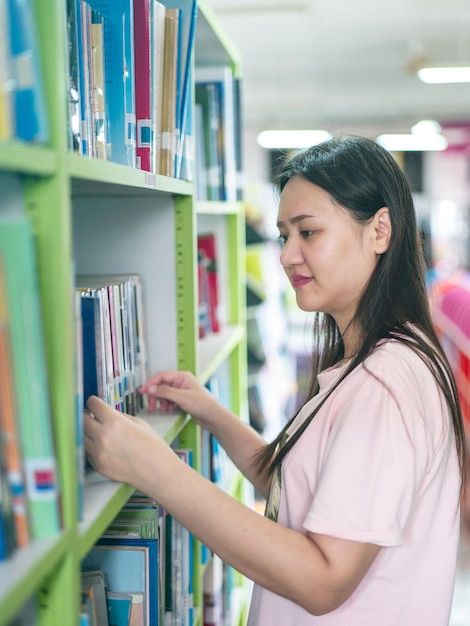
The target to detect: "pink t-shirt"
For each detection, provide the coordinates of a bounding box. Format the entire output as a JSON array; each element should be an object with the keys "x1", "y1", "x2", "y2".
[{"x1": 248, "y1": 339, "x2": 461, "y2": 626}]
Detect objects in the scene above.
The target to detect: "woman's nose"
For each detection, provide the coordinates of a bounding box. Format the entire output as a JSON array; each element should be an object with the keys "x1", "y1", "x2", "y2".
[{"x1": 280, "y1": 237, "x2": 302, "y2": 267}]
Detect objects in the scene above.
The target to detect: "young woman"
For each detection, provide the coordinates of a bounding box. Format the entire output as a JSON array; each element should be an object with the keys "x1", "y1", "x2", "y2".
[{"x1": 84, "y1": 135, "x2": 466, "y2": 625}]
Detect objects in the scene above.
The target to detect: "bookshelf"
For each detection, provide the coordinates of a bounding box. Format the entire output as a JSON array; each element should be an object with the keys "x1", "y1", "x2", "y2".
[{"x1": 0, "y1": 0, "x2": 252, "y2": 624}]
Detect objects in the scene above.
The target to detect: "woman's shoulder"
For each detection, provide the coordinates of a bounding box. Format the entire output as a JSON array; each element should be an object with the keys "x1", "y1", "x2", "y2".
[{"x1": 360, "y1": 333, "x2": 441, "y2": 398}]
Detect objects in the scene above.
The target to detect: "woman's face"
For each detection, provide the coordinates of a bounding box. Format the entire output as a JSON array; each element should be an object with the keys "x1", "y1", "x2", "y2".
[{"x1": 277, "y1": 175, "x2": 388, "y2": 334}]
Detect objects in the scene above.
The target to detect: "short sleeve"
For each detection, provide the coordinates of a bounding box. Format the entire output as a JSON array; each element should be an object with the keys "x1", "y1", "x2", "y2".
[{"x1": 303, "y1": 369, "x2": 426, "y2": 547}]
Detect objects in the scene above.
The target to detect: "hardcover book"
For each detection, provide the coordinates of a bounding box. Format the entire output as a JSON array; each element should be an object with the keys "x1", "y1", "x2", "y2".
[{"x1": 0, "y1": 216, "x2": 60, "y2": 539}]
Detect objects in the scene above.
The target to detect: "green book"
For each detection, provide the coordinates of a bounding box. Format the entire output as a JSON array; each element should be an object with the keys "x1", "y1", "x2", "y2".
[{"x1": 0, "y1": 215, "x2": 60, "y2": 538}]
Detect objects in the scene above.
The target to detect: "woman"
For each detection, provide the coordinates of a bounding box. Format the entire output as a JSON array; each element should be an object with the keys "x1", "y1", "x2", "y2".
[{"x1": 85, "y1": 135, "x2": 465, "y2": 625}]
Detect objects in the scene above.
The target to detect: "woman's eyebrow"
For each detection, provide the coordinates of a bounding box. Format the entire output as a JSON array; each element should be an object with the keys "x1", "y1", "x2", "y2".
[{"x1": 276, "y1": 214, "x2": 316, "y2": 228}]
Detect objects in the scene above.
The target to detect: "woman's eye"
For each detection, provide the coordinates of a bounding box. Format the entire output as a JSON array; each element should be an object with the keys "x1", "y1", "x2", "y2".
[
  {"x1": 278, "y1": 234, "x2": 287, "y2": 247},
  {"x1": 301, "y1": 230, "x2": 314, "y2": 238}
]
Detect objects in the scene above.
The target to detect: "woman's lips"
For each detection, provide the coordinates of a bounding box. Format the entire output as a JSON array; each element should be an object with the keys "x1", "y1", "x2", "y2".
[{"x1": 292, "y1": 274, "x2": 313, "y2": 288}]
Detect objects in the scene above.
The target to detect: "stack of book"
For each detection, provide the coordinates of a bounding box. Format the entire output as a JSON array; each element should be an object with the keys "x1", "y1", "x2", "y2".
[
  {"x1": 67, "y1": 0, "x2": 198, "y2": 179},
  {"x1": 81, "y1": 448, "x2": 195, "y2": 625}
]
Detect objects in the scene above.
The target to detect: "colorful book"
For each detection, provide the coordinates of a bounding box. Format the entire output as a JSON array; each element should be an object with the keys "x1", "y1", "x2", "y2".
[
  {"x1": 197, "y1": 233, "x2": 220, "y2": 333},
  {"x1": 7, "y1": 0, "x2": 49, "y2": 142},
  {"x1": 87, "y1": 0, "x2": 136, "y2": 167},
  {"x1": 134, "y1": 0, "x2": 153, "y2": 172},
  {"x1": 0, "y1": 215, "x2": 60, "y2": 539},
  {"x1": 77, "y1": 274, "x2": 148, "y2": 416},
  {"x1": 0, "y1": 255, "x2": 30, "y2": 547},
  {"x1": 195, "y1": 65, "x2": 238, "y2": 202},
  {"x1": 82, "y1": 537, "x2": 159, "y2": 626}
]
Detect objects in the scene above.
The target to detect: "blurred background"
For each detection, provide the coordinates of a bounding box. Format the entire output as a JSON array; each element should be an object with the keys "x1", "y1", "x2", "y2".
[{"x1": 206, "y1": 4, "x2": 470, "y2": 621}]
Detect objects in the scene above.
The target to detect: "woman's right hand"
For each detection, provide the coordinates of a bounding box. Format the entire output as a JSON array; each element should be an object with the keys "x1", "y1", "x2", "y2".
[{"x1": 140, "y1": 370, "x2": 222, "y2": 429}]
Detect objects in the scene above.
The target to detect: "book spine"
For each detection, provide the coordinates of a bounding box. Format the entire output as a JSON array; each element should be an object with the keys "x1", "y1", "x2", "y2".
[
  {"x1": 159, "y1": 8, "x2": 179, "y2": 177},
  {"x1": 134, "y1": 0, "x2": 153, "y2": 172},
  {"x1": 0, "y1": 214, "x2": 60, "y2": 539},
  {"x1": 7, "y1": 0, "x2": 49, "y2": 142}
]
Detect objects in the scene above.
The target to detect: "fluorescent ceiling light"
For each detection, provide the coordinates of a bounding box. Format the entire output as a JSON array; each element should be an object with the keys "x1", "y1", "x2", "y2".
[
  {"x1": 418, "y1": 66, "x2": 470, "y2": 84},
  {"x1": 376, "y1": 133, "x2": 448, "y2": 152},
  {"x1": 257, "y1": 129, "x2": 331, "y2": 149}
]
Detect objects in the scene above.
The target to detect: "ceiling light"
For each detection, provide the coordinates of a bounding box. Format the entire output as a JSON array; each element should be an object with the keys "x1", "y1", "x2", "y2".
[
  {"x1": 257, "y1": 130, "x2": 332, "y2": 149},
  {"x1": 376, "y1": 133, "x2": 448, "y2": 152},
  {"x1": 377, "y1": 118, "x2": 448, "y2": 152},
  {"x1": 418, "y1": 66, "x2": 470, "y2": 84}
]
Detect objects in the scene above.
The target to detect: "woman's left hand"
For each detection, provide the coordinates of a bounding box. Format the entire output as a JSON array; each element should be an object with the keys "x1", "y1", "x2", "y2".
[{"x1": 84, "y1": 395, "x2": 173, "y2": 486}]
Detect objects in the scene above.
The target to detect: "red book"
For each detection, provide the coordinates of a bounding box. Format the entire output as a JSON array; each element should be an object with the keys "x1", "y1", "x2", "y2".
[
  {"x1": 197, "y1": 234, "x2": 220, "y2": 333},
  {"x1": 134, "y1": 0, "x2": 152, "y2": 171}
]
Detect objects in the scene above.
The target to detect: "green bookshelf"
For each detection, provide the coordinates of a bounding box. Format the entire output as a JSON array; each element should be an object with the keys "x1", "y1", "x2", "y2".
[{"x1": 0, "y1": 0, "x2": 252, "y2": 624}]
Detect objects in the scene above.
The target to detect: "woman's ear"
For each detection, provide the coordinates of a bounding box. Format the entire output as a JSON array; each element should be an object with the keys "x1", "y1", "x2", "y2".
[{"x1": 373, "y1": 207, "x2": 391, "y2": 254}]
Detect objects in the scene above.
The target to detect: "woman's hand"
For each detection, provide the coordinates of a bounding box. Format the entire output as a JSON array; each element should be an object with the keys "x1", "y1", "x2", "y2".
[
  {"x1": 140, "y1": 370, "x2": 222, "y2": 429},
  {"x1": 84, "y1": 395, "x2": 175, "y2": 486}
]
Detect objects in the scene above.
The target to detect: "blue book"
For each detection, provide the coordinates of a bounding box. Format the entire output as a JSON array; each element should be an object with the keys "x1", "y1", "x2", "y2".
[
  {"x1": 75, "y1": 0, "x2": 93, "y2": 156},
  {"x1": 87, "y1": 0, "x2": 136, "y2": 167},
  {"x1": 7, "y1": 0, "x2": 49, "y2": 142},
  {"x1": 80, "y1": 293, "x2": 101, "y2": 406},
  {"x1": 106, "y1": 592, "x2": 132, "y2": 626},
  {"x1": 164, "y1": 0, "x2": 198, "y2": 179},
  {"x1": 82, "y1": 537, "x2": 159, "y2": 626}
]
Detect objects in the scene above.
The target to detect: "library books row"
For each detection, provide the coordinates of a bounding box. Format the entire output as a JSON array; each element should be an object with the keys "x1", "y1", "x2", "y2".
[
  {"x1": 1, "y1": 0, "x2": 243, "y2": 198},
  {"x1": 68, "y1": 0, "x2": 197, "y2": 179},
  {"x1": 69, "y1": 0, "x2": 243, "y2": 199}
]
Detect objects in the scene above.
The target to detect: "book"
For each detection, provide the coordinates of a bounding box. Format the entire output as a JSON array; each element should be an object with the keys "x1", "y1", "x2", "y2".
[
  {"x1": 203, "y1": 555, "x2": 224, "y2": 626},
  {"x1": 66, "y1": 0, "x2": 82, "y2": 152},
  {"x1": 151, "y1": 0, "x2": 166, "y2": 175},
  {"x1": 82, "y1": 537, "x2": 159, "y2": 626},
  {"x1": 7, "y1": 0, "x2": 49, "y2": 142},
  {"x1": 195, "y1": 82, "x2": 223, "y2": 200},
  {"x1": 73, "y1": 288, "x2": 85, "y2": 520},
  {"x1": 0, "y1": 255, "x2": 30, "y2": 548},
  {"x1": 106, "y1": 591, "x2": 132, "y2": 626},
  {"x1": 0, "y1": 0, "x2": 14, "y2": 141},
  {"x1": 81, "y1": 570, "x2": 110, "y2": 626},
  {"x1": 80, "y1": 292, "x2": 103, "y2": 405},
  {"x1": 91, "y1": 11, "x2": 108, "y2": 159},
  {"x1": 134, "y1": 0, "x2": 153, "y2": 172},
  {"x1": 159, "y1": 8, "x2": 180, "y2": 177},
  {"x1": 77, "y1": 274, "x2": 147, "y2": 416},
  {"x1": 87, "y1": 0, "x2": 136, "y2": 167},
  {"x1": 164, "y1": 0, "x2": 198, "y2": 180},
  {"x1": 75, "y1": 0, "x2": 93, "y2": 156},
  {"x1": 195, "y1": 65, "x2": 237, "y2": 202},
  {"x1": 197, "y1": 234, "x2": 220, "y2": 333},
  {"x1": 0, "y1": 214, "x2": 60, "y2": 539}
]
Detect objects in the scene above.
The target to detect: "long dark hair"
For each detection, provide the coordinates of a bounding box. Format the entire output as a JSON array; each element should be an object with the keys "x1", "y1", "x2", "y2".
[{"x1": 255, "y1": 135, "x2": 466, "y2": 493}]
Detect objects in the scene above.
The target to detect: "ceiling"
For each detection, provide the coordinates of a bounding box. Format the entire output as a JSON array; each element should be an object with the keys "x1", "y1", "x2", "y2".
[{"x1": 208, "y1": 0, "x2": 470, "y2": 142}]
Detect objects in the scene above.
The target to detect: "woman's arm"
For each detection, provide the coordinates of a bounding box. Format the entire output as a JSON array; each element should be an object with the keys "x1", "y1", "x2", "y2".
[
  {"x1": 84, "y1": 397, "x2": 380, "y2": 616},
  {"x1": 140, "y1": 370, "x2": 272, "y2": 497}
]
